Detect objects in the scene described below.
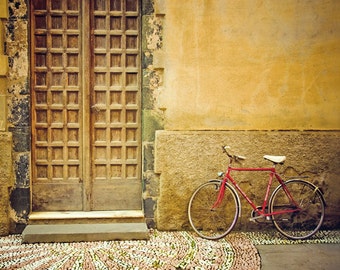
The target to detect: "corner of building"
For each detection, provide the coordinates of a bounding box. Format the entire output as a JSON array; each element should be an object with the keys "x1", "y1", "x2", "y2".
[
  {"x1": 3, "y1": 0, "x2": 30, "y2": 234},
  {"x1": 141, "y1": 0, "x2": 166, "y2": 228}
]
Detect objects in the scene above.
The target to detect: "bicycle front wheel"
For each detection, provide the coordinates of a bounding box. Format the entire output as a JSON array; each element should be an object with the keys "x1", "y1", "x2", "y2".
[
  {"x1": 188, "y1": 180, "x2": 240, "y2": 240},
  {"x1": 269, "y1": 179, "x2": 325, "y2": 240}
]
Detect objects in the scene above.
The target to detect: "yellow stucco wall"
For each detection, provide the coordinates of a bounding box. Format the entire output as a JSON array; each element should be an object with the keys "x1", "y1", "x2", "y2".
[
  {"x1": 158, "y1": 0, "x2": 340, "y2": 130},
  {"x1": 0, "y1": 0, "x2": 10, "y2": 235},
  {"x1": 0, "y1": 0, "x2": 8, "y2": 131},
  {"x1": 0, "y1": 0, "x2": 8, "y2": 18}
]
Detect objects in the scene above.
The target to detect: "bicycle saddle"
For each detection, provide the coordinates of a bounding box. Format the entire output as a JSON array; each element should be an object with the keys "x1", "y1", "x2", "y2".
[{"x1": 263, "y1": 155, "x2": 286, "y2": 164}]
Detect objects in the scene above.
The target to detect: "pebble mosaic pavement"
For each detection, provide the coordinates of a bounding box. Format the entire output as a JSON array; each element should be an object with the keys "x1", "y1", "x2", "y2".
[{"x1": 0, "y1": 230, "x2": 339, "y2": 270}]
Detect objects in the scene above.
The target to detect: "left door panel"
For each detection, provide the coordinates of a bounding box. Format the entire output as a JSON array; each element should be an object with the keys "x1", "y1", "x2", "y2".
[{"x1": 31, "y1": 0, "x2": 84, "y2": 210}]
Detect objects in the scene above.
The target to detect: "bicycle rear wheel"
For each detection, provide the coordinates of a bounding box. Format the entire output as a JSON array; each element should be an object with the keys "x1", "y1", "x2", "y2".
[
  {"x1": 188, "y1": 180, "x2": 239, "y2": 240},
  {"x1": 269, "y1": 179, "x2": 325, "y2": 240}
]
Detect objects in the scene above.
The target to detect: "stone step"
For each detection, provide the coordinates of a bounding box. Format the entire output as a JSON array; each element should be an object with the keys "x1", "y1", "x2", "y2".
[
  {"x1": 28, "y1": 210, "x2": 145, "y2": 224},
  {"x1": 22, "y1": 223, "x2": 149, "y2": 243}
]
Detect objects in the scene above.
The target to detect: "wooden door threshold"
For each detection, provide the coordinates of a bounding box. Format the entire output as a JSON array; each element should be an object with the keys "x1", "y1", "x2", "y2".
[{"x1": 28, "y1": 210, "x2": 146, "y2": 224}]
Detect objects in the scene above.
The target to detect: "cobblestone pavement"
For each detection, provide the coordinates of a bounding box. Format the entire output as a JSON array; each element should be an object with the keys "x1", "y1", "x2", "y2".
[
  {"x1": 1, "y1": 230, "x2": 339, "y2": 269},
  {"x1": 0, "y1": 230, "x2": 260, "y2": 270}
]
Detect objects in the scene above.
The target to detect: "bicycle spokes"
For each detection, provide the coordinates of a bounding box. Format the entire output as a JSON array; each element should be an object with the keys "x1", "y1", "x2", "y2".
[
  {"x1": 188, "y1": 181, "x2": 240, "y2": 240},
  {"x1": 270, "y1": 180, "x2": 325, "y2": 240}
]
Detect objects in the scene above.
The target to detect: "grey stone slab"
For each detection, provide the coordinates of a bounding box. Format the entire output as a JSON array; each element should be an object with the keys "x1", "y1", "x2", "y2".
[
  {"x1": 257, "y1": 244, "x2": 340, "y2": 270},
  {"x1": 22, "y1": 223, "x2": 149, "y2": 243}
]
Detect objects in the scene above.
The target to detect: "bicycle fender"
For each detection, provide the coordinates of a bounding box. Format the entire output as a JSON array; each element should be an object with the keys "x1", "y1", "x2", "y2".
[{"x1": 269, "y1": 179, "x2": 327, "y2": 207}]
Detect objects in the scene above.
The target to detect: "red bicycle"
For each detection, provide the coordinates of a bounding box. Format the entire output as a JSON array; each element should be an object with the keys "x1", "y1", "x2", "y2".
[{"x1": 188, "y1": 146, "x2": 326, "y2": 240}]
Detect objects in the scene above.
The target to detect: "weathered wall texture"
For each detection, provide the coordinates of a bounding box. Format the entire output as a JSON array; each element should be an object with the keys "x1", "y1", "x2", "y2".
[
  {"x1": 5, "y1": 0, "x2": 30, "y2": 233},
  {"x1": 151, "y1": 0, "x2": 340, "y2": 231},
  {"x1": 141, "y1": 0, "x2": 166, "y2": 227},
  {"x1": 160, "y1": 0, "x2": 340, "y2": 130},
  {"x1": 155, "y1": 131, "x2": 340, "y2": 231}
]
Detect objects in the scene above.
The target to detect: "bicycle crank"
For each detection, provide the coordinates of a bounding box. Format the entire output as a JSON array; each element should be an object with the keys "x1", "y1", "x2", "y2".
[{"x1": 250, "y1": 206, "x2": 272, "y2": 224}]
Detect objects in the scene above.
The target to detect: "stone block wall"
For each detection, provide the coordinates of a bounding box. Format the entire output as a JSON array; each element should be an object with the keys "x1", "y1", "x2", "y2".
[
  {"x1": 155, "y1": 131, "x2": 340, "y2": 231},
  {"x1": 5, "y1": 0, "x2": 30, "y2": 233},
  {"x1": 141, "y1": 0, "x2": 165, "y2": 228}
]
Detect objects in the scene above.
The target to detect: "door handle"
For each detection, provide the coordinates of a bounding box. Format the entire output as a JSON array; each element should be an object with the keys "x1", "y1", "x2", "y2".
[{"x1": 91, "y1": 104, "x2": 101, "y2": 113}]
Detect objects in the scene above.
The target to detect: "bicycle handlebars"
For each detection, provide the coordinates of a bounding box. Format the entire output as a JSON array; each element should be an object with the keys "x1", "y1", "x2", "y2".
[{"x1": 222, "y1": 145, "x2": 246, "y2": 161}]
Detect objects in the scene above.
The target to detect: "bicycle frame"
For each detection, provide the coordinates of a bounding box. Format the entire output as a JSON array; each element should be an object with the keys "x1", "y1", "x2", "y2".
[{"x1": 214, "y1": 165, "x2": 301, "y2": 217}]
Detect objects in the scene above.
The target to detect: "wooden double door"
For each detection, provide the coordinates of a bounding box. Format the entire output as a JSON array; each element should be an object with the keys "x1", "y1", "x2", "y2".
[{"x1": 31, "y1": 0, "x2": 142, "y2": 211}]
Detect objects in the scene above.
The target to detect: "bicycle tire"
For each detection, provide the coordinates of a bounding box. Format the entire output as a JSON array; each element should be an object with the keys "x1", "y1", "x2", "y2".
[
  {"x1": 269, "y1": 179, "x2": 325, "y2": 240},
  {"x1": 188, "y1": 180, "x2": 240, "y2": 240}
]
